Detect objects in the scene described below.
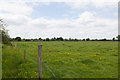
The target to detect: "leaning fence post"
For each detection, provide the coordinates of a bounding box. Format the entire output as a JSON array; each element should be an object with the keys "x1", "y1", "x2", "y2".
[
  {"x1": 24, "y1": 50, "x2": 26, "y2": 59},
  {"x1": 38, "y1": 45, "x2": 42, "y2": 78}
]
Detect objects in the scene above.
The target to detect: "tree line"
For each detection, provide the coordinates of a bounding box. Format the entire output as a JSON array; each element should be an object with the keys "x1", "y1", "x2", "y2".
[
  {"x1": 1, "y1": 18, "x2": 120, "y2": 45},
  {"x1": 11, "y1": 36, "x2": 120, "y2": 41}
]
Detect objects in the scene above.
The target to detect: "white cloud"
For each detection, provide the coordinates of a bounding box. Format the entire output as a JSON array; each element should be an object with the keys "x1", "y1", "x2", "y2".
[
  {"x1": 0, "y1": 0, "x2": 33, "y2": 15},
  {"x1": 1, "y1": 0, "x2": 118, "y2": 11},
  {"x1": 65, "y1": 0, "x2": 119, "y2": 9},
  {"x1": 0, "y1": 13, "x2": 31, "y2": 26},
  {"x1": 0, "y1": 0, "x2": 118, "y2": 39},
  {"x1": 0, "y1": 11, "x2": 117, "y2": 39}
]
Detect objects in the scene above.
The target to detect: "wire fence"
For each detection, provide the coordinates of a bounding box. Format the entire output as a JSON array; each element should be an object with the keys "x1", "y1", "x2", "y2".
[
  {"x1": 13, "y1": 42, "x2": 57, "y2": 78},
  {"x1": 42, "y1": 62, "x2": 57, "y2": 78}
]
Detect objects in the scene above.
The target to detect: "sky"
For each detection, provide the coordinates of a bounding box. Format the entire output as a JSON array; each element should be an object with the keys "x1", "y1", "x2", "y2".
[{"x1": 0, "y1": 0, "x2": 119, "y2": 39}]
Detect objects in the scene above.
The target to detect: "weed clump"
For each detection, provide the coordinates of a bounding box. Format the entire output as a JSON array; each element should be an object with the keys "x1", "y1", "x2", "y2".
[{"x1": 81, "y1": 59, "x2": 96, "y2": 64}]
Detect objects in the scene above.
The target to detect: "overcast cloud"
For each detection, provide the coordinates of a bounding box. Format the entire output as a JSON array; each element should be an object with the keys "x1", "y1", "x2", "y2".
[{"x1": 0, "y1": 0, "x2": 119, "y2": 39}]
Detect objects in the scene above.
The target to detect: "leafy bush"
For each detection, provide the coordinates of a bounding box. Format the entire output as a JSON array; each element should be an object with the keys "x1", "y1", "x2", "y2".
[{"x1": 0, "y1": 19, "x2": 11, "y2": 45}]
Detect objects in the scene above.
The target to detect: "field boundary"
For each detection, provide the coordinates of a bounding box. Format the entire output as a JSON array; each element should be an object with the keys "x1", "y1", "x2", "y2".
[{"x1": 13, "y1": 42, "x2": 57, "y2": 78}]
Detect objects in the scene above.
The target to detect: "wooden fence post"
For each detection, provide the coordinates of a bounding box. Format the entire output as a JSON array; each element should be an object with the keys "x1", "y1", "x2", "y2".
[
  {"x1": 18, "y1": 44, "x2": 20, "y2": 53},
  {"x1": 15, "y1": 44, "x2": 17, "y2": 48},
  {"x1": 38, "y1": 45, "x2": 42, "y2": 78},
  {"x1": 24, "y1": 50, "x2": 26, "y2": 59},
  {"x1": 13, "y1": 41, "x2": 14, "y2": 46}
]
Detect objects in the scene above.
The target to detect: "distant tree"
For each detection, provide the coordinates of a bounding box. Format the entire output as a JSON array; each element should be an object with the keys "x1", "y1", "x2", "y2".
[
  {"x1": 51, "y1": 38, "x2": 55, "y2": 41},
  {"x1": 102, "y1": 38, "x2": 106, "y2": 41},
  {"x1": 31, "y1": 39, "x2": 33, "y2": 41},
  {"x1": 46, "y1": 38, "x2": 50, "y2": 41},
  {"x1": 79, "y1": 39, "x2": 81, "y2": 41},
  {"x1": 53, "y1": 37, "x2": 56, "y2": 40},
  {"x1": 69, "y1": 38, "x2": 72, "y2": 41},
  {"x1": 95, "y1": 39, "x2": 98, "y2": 41},
  {"x1": 39, "y1": 38, "x2": 42, "y2": 41},
  {"x1": 64, "y1": 39, "x2": 68, "y2": 41},
  {"x1": 91, "y1": 39, "x2": 94, "y2": 41},
  {"x1": 22, "y1": 38, "x2": 25, "y2": 41},
  {"x1": 82, "y1": 39, "x2": 85, "y2": 41},
  {"x1": 56, "y1": 37, "x2": 63, "y2": 41},
  {"x1": 59, "y1": 37, "x2": 63, "y2": 41},
  {"x1": 74, "y1": 38, "x2": 78, "y2": 41},
  {"x1": 112, "y1": 38, "x2": 115, "y2": 41},
  {"x1": 116, "y1": 35, "x2": 120, "y2": 41},
  {"x1": 33, "y1": 38, "x2": 38, "y2": 41},
  {"x1": 15, "y1": 37, "x2": 21, "y2": 41},
  {"x1": 25, "y1": 39, "x2": 31, "y2": 41},
  {"x1": 43, "y1": 39, "x2": 46, "y2": 41},
  {"x1": 10, "y1": 38, "x2": 15, "y2": 41},
  {"x1": 86, "y1": 38, "x2": 90, "y2": 41},
  {"x1": 56, "y1": 37, "x2": 59, "y2": 41}
]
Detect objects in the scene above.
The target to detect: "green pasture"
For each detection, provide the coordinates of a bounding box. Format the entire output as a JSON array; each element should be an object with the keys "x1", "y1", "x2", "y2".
[{"x1": 2, "y1": 41, "x2": 118, "y2": 78}]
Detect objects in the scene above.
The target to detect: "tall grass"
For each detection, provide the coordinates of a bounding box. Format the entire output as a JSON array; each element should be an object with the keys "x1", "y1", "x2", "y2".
[{"x1": 2, "y1": 41, "x2": 118, "y2": 78}]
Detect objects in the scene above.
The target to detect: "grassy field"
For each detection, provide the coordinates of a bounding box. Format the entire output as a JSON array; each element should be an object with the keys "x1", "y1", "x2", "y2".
[{"x1": 2, "y1": 41, "x2": 118, "y2": 78}]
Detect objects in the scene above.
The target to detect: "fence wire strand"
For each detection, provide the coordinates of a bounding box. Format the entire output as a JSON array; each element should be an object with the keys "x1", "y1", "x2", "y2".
[
  {"x1": 43, "y1": 62, "x2": 57, "y2": 78},
  {"x1": 14, "y1": 42, "x2": 57, "y2": 78}
]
